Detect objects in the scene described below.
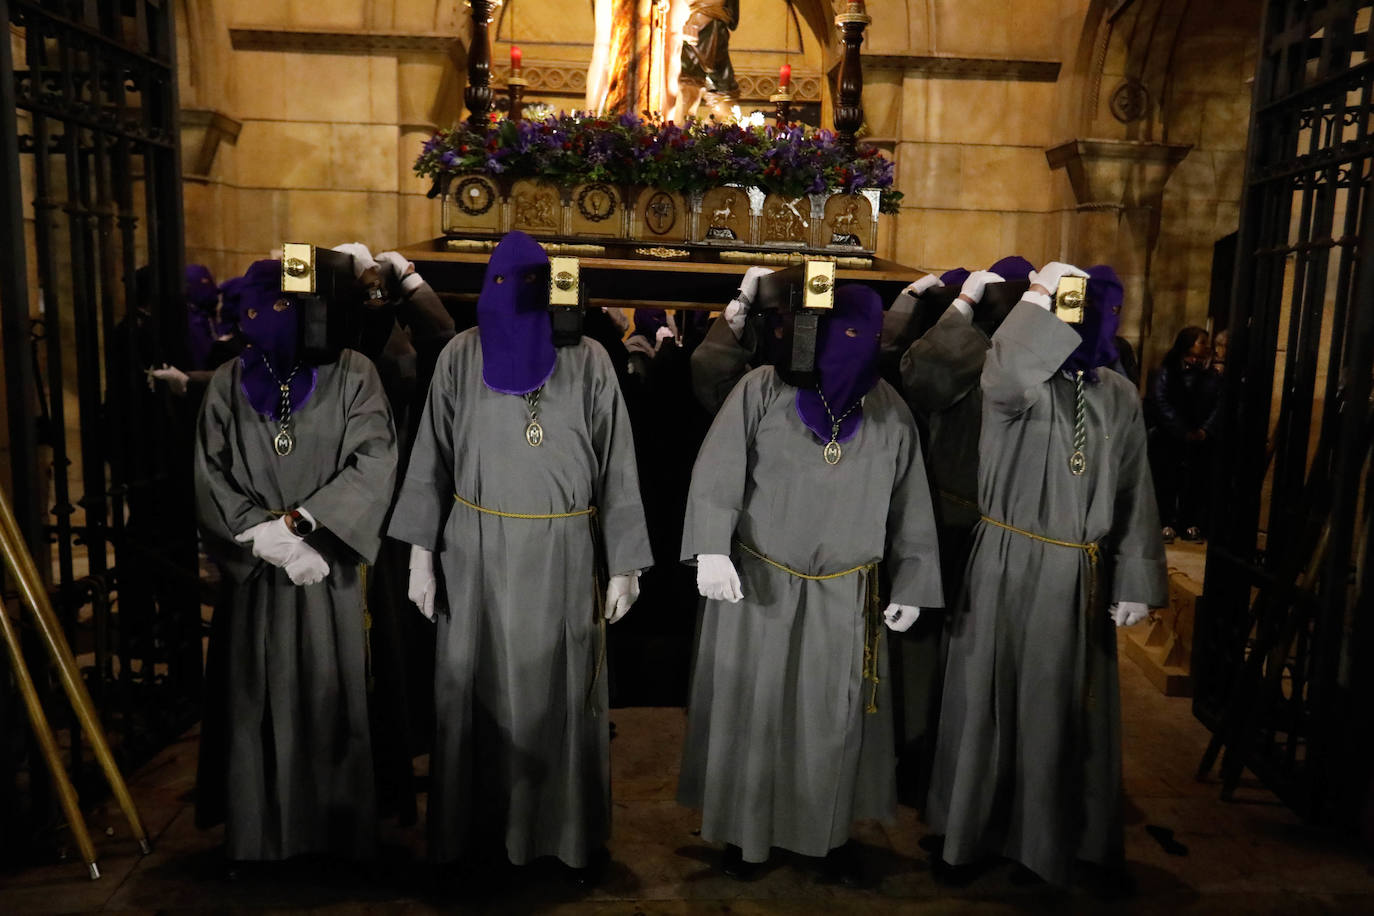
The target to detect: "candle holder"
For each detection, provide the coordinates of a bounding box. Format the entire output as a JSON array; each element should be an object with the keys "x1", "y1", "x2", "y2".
[
  {"x1": 770, "y1": 87, "x2": 793, "y2": 126},
  {"x1": 834, "y1": 0, "x2": 870, "y2": 153},
  {"x1": 465, "y1": 0, "x2": 495, "y2": 130},
  {"x1": 507, "y1": 73, "x2": 528, "y2": 122}
]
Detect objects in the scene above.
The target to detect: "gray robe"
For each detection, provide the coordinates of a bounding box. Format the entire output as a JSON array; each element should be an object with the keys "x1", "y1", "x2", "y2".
[
  {"x1": 901, "y1": 306, "x2": 989, "y2": 550},
  {"x1": 925, "y1": 302, "x2": 1167, "y2": 884},
  {"x1": 689, "y1": 315, "x2": 758, "y2": 415},
  {"x1": 194, "y1": 349, "x2": 398, "y2": 861},
  {"x1": 891, "y1": 307, "x2": 990, "y2": 799},
  {"x1": 388, "y1": 331, "x2": 653, "y2": 868},
  {"x1": 678, "y1": 367, "x2": 944, "y2": 862}
]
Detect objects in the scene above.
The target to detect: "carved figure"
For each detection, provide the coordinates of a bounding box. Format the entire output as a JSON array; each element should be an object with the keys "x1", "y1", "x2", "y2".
[
  {"x1": 765, "y1": 198, "x2": 808, "y2": 242},
  {"x1": 515, "y1": 188, "x2": 559, "y2": 230},
  {"x1": 710, "y1": 192, "x2": 739, "y2": 228},
  {"x1": 831, "y1": 200, "x2": 861, "y2": 237},
  {"x1": 674, "y1": 0, "x2": 740, "y2": 123}
]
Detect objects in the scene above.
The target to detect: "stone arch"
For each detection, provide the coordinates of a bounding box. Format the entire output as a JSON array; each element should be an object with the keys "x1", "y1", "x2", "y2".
[{"x1": 1067, "y1": 0, "x2": 1196, "y2": 143}]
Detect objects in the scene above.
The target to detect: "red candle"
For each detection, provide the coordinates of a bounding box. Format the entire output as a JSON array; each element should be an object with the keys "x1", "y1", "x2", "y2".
[
  {"x1": 511, "y1": 45, "x2": 523, "y2": 71},
  {"x1": 779, "y1": 63, "x2": 792, "y2": 88}
]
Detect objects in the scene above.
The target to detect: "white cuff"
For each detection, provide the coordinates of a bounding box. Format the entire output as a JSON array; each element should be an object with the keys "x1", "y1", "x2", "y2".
[
  {"x1": 401, "y1": 272, "x2": 425, "y2": 294},
  {"x1": 292, "y1": 506, "x2": 317, "y2": 534},
  {"x1": 1021, "y1": 290, "x2": 1052, "y2": 311},
  {"x1": 949, "y1": 299, "x2": 974, "y2": 321}
]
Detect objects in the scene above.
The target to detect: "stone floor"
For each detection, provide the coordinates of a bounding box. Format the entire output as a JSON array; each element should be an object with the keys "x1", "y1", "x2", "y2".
[{"x1": 4, "y1": 539, "x2": 1373, "y2": 913}]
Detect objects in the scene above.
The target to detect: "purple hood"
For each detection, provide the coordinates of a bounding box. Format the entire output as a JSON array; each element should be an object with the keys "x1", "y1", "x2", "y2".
[
  {"x1": 939, "y1": 267, "x2": 970, "y2": 288},
  {"x1": 795, "y1": 284, "x2": 883, "y2": 444},
  {"x1": 632, "y1": 308, "x2": 669, "y2": 341},
  {"x1": 478, "y1": 232, "x2": 556, "y2": 395},
  {"x1": 988, "y1": 255, "x2": 1034, "y2": 281},
  {"x1": 184, "y1": 264, "x2": 221, "y2": 369},
  {"x1": 233, "y1": 259, "x2": 318, "y2": 420},
  {"x1": 1060, "y1": 264, "x2": 1124, "y2": 382}
]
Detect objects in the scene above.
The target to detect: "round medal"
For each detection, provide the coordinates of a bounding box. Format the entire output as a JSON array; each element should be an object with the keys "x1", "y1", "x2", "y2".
[
  {"x1": 525, "y1": 420, "x2": 544, "y2": 447},
  {"x1": 823, "y1": 439, "x2": 843, "y2": 466},
  {"x1": 1069, "y1": 450, "x2": 1087, "y2": 476}
]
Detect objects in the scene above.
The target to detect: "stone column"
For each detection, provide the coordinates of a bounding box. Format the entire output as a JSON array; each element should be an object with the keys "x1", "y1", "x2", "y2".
[{"x1": 1046, "y1": 138, "x2": 1191, "y2": 374}]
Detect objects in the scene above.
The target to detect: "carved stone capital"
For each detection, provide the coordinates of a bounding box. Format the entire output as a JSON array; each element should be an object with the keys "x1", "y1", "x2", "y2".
[
  {"x1": 1046, "y1": 138, "x2": 1192, "y2": 210},
  {"x1": 180, "y1": 109, "x2": 242, "y2": 182}
]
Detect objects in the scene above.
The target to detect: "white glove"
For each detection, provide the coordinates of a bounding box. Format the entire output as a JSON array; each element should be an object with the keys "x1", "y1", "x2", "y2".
[
  {"x1": 148, "y1": 364, "x2": 189, "y2": 396},
  {"x1": 604, "y1": 571, "x2": 641, "y2": 623},
  {"x1": 283, "y1": 543, "x2": 330, "y2": 586},
  {"x1": 723, "y1": 266, "x2": 774, "y2": 336},
  {"x1": 1110, "y1": 601, "x2": 1150, "y2": 627},
  {"x1": 234, "y1": 518, "x2": 331, "y2": 582},
  {"x1": 883, "y1": 603, "x2": 921, "y2": 632},
  {"x1": 234, "y1": 518, "x2": 302, "y2": 567},
  {"x1": 696, "y1": 553, "x2": 743, "y2": 603},
  {"x1": 1025, "y1": 261, "x2": 1089, "y2": 310},
  {"x1": 377, "y1": 250, "x2": 424, "y2": 294},
  {"x1": 655, "y1": 325, "x2": 675, "y2": 345},
  {"x1": 332, "y1": 242, "x2": 378, "y2": 279},
  {"x1": 905, "y1": 274, "x2": 942, "y2": 297},
  {"x1": 958, "y1": 270, "x2": 1004, "y2": 305},
  {"x1": 407, "y1": 544, "x2": 437, "y2": 621}
]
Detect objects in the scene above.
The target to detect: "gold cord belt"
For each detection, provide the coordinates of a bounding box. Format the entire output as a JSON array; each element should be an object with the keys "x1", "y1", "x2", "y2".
[
  {"x1": 453, "y1": 493, "x2": 607, "y2": 713},
  {"x1": 360, "y1": 564, "x2": 374, "y2": 693},
  {"x1": 736, "y1": 541, "x2": 883, "y2": 715},
  {"x1": 977, "y1": 514, "x2": 1101, "y2": 612},
  {"x1": 938, "y1": 490, "x2": 979, "y2": 513},
  {"x1": 978, "y1": 514, "x2": 1103, "y2": 709},
  {"x1": 452, "y1": 492, "x2": 597, "y2": 520}
]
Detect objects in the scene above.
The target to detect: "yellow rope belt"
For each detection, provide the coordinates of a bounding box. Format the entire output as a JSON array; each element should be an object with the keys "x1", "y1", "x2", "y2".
[
  {"x1": 938, "y1": 490, "x2": 980, "y2": 513},
  {"x1": 452, "y1": 492, "x2": 597, "y2": 520},
  {"x1": 453, "y1": 493, "x2": 607, "y2": 713},
  {"x1": 979, "y1": 514, "x2": 1103, "y2": 707},
  {"x1": 977, "y1": 515, "x2": 1101, "y2": 611},
  {"x1": 736, "y1": 541, "x2": 883, "y2": 715}
]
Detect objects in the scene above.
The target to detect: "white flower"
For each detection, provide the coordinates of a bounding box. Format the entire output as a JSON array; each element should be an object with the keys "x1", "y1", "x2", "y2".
[{"x1": 729, "y1": 105, "x2": 767, "y2": 128}]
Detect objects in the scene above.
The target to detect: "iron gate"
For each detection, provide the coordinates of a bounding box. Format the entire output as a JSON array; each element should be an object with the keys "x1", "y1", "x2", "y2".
[
  {"x1": 0, "y1": 0, "x2": 197, "y2": 862},
  {"x1": 1196, "y1": 0, "x2": 1374, "y2": 827}
]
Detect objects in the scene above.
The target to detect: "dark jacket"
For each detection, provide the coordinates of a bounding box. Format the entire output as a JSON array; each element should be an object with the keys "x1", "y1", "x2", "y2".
[{"x1": 1146, "y1": 363, "x2": 1223, "y2": 439}]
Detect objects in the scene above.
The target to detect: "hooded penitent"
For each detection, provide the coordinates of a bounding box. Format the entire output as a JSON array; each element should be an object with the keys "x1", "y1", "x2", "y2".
[
  {"x1": 1060, "y1": 264, "x2": 1123, "y2": 382},
  {"x1": 477, "y1": 231, "x2": 556, "y2": 395},
  {"x1": 795, "y1": 284, "x2": 883, "y2": 444},
  {"x1": 233, "y1": 259, "x2": 318, "y2": 420},
  {"x1": 631, "y1": 308, "x2": 670, "y2": 342},
  {"x1": 972, "y1": 256, "x2": 1036, "y2": 335},
  {"x1": 185, "y1": 264, "x2": 221, "y2": 370},
  {"x1": 988, "y1": 255, "x2": 1034, "y2": 282},
  {"x1": 939, "y1": 267, "x2": 970, "y2": 288}
]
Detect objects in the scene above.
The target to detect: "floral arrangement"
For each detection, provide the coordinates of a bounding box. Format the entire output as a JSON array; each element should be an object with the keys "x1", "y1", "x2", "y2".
[{"x1": 416, "y1": 112, "x2": 903, "y2": 214}]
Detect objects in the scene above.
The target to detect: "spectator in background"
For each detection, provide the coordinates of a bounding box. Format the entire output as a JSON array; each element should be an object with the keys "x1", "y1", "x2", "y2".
[
  {"x1": 1211, "y1": 327, "x2": 1229, "y2": 375},
  {"x1": 1146, "y1": 327, "x2": 1222, "y2": 543}
]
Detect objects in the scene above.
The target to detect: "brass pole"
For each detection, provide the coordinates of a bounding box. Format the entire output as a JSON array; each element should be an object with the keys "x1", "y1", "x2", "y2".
[
  {"x1": 0, "y1": 593, "x2": 100, "y2": 879},
  {"x1": 0, "y1": 487, "x2": 151, "y2": 860}
]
